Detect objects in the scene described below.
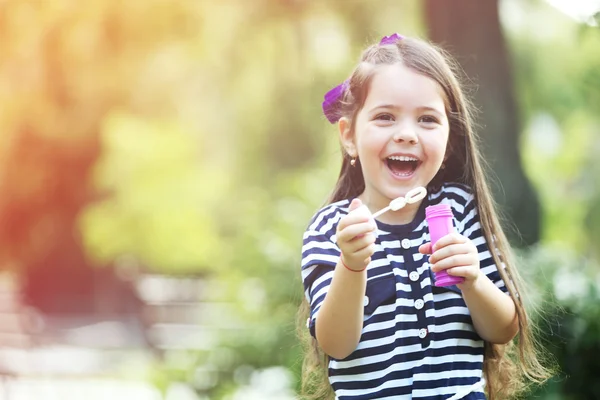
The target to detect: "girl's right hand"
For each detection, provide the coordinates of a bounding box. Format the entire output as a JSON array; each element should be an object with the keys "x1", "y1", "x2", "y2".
[{"x1": 336, "y1": 198, "x2": 377, "y2": 271}]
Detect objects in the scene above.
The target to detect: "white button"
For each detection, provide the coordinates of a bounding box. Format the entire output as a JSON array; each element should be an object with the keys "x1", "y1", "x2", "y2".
[
  {"x1": 401, "y1": 239, "x2": 411, "y2": 249},
  {"x1": 306, "y1": 318, "x2": 310, "y2": 329},
  {"x1": 418, "y1": 328, "x2": 428, "y2": 339},
  {"x1": 409, "y1": 271, "x2": 419, "y2": 282},
  {"x1": 415, "y1": 299, "x2": 424, "y2": 310},
  {"x1": 363, "y1": 296, "x2": 370, "y2": 307}
]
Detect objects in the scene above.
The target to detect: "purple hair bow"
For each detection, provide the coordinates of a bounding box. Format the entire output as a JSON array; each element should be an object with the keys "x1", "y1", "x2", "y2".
[
  {"x1": 379, "y1": 33, "x2": 404, "y2": 46},
  {"x1": 322, "y1": 80, "x2": 348, "y2": 124},
  {"x1": 322, "y1": 33, "x2": 404, "y2": 124}
]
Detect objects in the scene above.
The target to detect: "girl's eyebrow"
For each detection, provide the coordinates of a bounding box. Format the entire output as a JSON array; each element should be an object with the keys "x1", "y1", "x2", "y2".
[
  {"x1": 369, "y1": 104, "x2": 445, "y2": 116},
  {"x1": 416, "y1": 106, "x2": 445, "y2": 117},
  {"x1": 369, "y1": 104, "x2": 400, "y2": 112}
]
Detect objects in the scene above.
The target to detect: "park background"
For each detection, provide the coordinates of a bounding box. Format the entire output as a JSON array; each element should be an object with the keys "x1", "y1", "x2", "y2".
[{"x1": 0, "y1": 0, "x2": 599, "y2": 398}]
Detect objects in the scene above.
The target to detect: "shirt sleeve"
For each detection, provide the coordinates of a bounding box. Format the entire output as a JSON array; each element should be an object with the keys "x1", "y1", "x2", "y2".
[
  {"x1": 301, "y1": 228, "x2": 341, "y2": 338},
  {"x1": 456, "y1": 193, "x2": 511, "y2": 295}
]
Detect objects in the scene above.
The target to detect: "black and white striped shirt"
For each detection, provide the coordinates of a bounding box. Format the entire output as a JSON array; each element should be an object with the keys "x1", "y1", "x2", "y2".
[{"x1": 301, "y1": 183, "x2": 508, "y2": 399}]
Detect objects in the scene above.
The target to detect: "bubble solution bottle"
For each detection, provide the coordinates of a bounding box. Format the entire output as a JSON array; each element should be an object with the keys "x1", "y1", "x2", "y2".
[{"x1": 425, "y1": 204, "x2": 465, "y2": 287}]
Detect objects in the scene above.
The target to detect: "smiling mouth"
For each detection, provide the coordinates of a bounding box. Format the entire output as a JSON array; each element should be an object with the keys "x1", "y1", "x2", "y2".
[{"x1": 386, "y1": 155, "x2": 421, "y2": 177}]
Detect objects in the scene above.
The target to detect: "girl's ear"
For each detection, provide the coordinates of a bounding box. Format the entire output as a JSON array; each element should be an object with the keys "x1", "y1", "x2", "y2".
[{"x1": 338, "y1": 117, "x2": 356, "y2": 157}]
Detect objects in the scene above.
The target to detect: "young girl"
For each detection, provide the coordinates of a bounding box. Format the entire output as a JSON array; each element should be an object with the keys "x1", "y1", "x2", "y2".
[{"x1": 298, "y1": 34, "x2": 550, "y2": 399}]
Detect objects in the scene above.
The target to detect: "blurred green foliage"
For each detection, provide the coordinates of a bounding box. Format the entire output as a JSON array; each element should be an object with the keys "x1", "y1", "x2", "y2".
[{"x1": 80, "y1": 112, "x2": 226, "y2": 272}]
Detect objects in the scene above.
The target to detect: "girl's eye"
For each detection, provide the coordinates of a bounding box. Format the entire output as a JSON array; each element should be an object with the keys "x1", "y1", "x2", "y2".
[
  {"x1": 375, "y1": 113, "x2": 395, "y2": 121},
  {"x1": 419, "y1": 115, "x2": 439, "y2": 124}
]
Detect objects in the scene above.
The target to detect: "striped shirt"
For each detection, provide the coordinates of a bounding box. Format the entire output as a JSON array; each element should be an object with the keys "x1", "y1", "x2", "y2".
[{"x1": 300, "y1": 183, "x2": 509, "y2": 399}]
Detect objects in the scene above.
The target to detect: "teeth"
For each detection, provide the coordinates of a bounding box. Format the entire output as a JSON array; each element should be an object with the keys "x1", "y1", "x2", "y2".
[{"x1": 388, "y1": 155, "x2": 419, "y2": 162}]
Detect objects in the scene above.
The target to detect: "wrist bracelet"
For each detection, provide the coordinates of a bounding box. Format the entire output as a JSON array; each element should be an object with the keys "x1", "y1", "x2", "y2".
[{"x1": 340, "y1": 257, "x2": 367, "y2": 272}]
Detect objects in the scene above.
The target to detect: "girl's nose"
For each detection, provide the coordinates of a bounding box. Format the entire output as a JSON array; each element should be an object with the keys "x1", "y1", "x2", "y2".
[{"x1": 392, "y1": 124, "x2": 419, "y2": 144}]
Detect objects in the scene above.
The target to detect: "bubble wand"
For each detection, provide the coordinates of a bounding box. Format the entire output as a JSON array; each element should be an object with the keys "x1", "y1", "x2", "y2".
[{"x1": 371, "y1": 187, "x2": 427, "y2": 219}]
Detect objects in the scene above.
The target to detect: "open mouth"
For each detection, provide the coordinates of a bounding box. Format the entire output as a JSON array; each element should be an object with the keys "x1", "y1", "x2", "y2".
[{"x1": 386, "y1": 155, "x2": 421, "y2": 177}]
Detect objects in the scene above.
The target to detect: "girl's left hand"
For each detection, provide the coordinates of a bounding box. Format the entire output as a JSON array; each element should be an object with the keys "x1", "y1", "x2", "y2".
[{"x1": 418, "y1": 232, "x2": 482, "y2": 290}]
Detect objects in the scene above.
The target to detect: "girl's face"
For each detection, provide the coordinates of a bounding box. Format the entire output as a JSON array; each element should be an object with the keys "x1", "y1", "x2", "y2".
[{"x1": 340, "y1": 63, "x2": 450, "y2": 215}]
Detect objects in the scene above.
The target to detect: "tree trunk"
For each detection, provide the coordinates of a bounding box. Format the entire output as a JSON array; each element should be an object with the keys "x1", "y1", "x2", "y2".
[{"x1": 424, "y1": 0, "x2": 540, "y2": 246}]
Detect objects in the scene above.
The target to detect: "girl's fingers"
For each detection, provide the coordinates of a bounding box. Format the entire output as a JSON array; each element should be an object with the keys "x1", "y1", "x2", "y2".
[
  {"x1": 338, "y1": 199, "x2": 374, "y2": 230},
  {"x1": 419, "y1": 243, "x2": 432, "y2": 255},
  {"x1": 425, "y1": 233, "x2": 480, "y2": 282},
  {"x1": 445, "y1": 266, "x2": 481, "y2": 280},
  {"x1": 354, "y1": 243, "x2": 376, "y2": 261},
  {"x1": 431, "y1": 232, "x2": 467, "y2": 251},
  {"x1": 348, "y1": 198, "x2": 363, "y2": 212},
  {"x1": 337, "y1": 213, "x2": 371, "y2": 231},
  {"x1": 429, "y1": 242, "x2": 476, "y2": 264},
  {"x1": 431, "y1": 254, "x2": 478, "y2": 272},
  {"x1": 343, "y1": 233, "x2": 376, "y2": 254},
  {"x1": 338, "y1": 221, "x2": 377, "y2": 242},
  {"x1": 340, "y1": 239, "x2": 376, "y2": 270}
]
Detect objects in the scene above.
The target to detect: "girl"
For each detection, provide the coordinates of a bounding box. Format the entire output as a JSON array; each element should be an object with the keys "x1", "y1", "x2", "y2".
[{"x1": 298, "y1": 34, "x2": 551, "y2": 399}]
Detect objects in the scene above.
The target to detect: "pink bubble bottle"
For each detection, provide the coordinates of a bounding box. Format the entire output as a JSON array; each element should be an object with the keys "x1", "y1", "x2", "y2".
[{"x1": 425, "y1": 204, "x2": 465, "y2": 287}]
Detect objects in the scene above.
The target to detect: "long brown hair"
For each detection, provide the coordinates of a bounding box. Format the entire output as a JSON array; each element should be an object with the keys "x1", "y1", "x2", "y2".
[{"x1": 298, "y1": 36, "x2": 552, "y2": 399}]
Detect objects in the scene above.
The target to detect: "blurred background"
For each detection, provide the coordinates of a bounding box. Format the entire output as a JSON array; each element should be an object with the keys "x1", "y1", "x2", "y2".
[{"x1": 0, "y1": 0, "x2": 598, "y2": 398}]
